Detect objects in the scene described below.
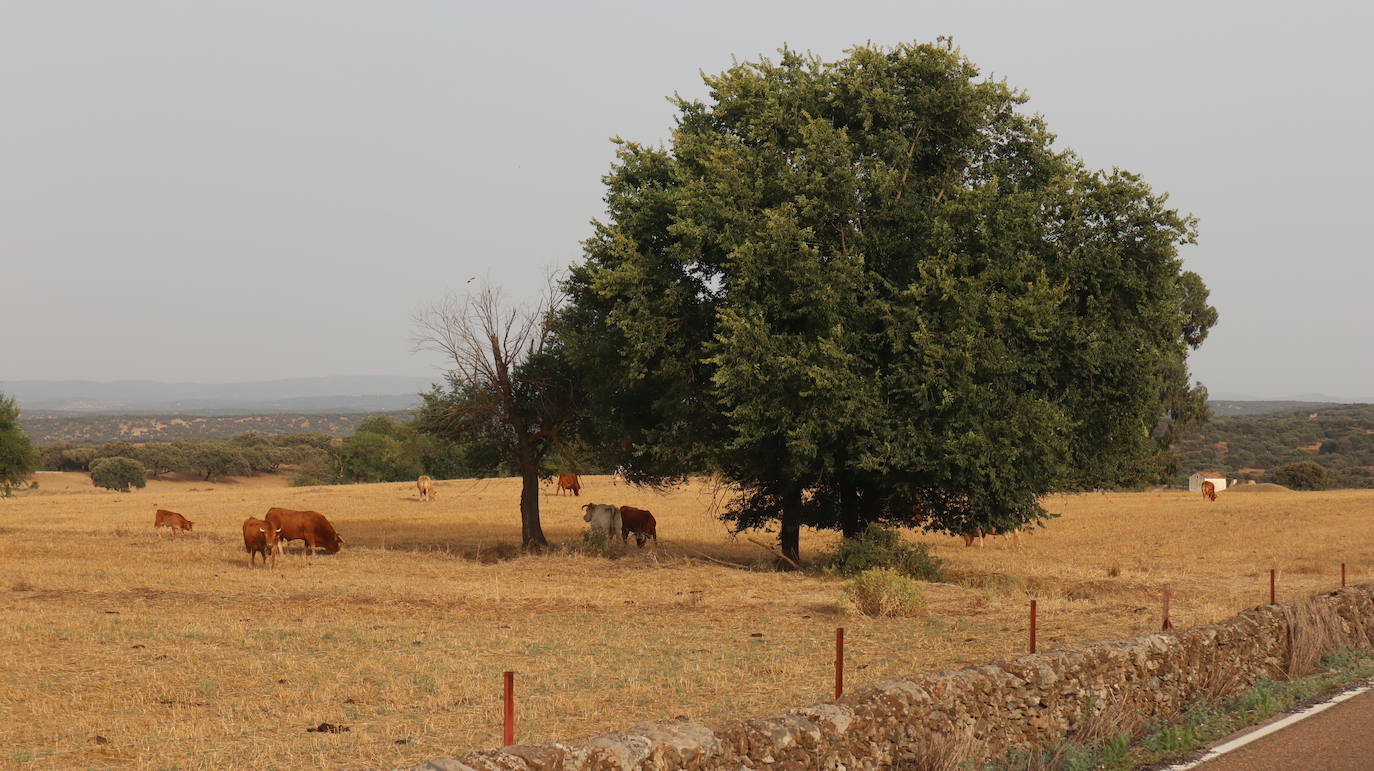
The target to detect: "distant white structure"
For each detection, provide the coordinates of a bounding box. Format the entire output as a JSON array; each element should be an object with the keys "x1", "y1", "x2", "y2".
[{"x1": 1189, "y1": 471, "x2": 1229, "y2": 493}]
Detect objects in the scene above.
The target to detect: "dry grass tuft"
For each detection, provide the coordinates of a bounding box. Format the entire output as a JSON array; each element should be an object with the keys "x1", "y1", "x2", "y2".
[
  {"x1": 1284, "y1": 595, "x2": 1351, "y2": 676},
  {"x1": 1071, "y1": 691, "x2": 1148, "y2": 745},
  {"x1": 898, "y1": 726, "x2": 984, "y2": 771}
]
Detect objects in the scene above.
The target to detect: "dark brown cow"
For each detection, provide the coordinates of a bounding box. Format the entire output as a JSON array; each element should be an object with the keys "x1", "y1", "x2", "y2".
[
  {"x1": 153, "y1": 509, "x2": 193, "y2": 535},
  {"x1": 1202, "y1": 480, "x2": 1217, "y2": 501},
  {"x1": 556, "y1": 474, "x2": 581, "y2": 496},
  {"x1": 618, "y1": 505, "x2": 657, "y2": 548},
  {"x1": 264, "y1": 507, "x2": 343, "y2": 556},
  {"x1": 242, "y1": 517, "x2": 282, "y2": 568}
]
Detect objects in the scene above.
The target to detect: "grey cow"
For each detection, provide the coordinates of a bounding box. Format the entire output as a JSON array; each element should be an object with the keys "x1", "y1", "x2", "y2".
[{"x1": 581, "y1": 503, "x2": 622, "y2": 541}]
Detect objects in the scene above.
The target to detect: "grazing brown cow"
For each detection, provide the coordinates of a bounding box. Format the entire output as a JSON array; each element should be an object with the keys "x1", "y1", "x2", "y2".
[
  {"x1": 242, "y1": 517, "x2": 282, "y2": 568},
  {"x1": 556, "y1": 474, "x2": 581, "y2": 496},
  {"x1": 417, "y1": 475, "x2": 437, "y2": 502},
  {"x1": 618, "y1": 505, "x2": 657, "y2": 548},
  {"x1": 153, "y1": 509, "x2": 194, "y2": 535},
  {"x1": 264, "y1": 507, "x2": 343, "y2": 556},
  {"x1": 1202, "y1": 480, "x2": 1217, "y2": 501}
]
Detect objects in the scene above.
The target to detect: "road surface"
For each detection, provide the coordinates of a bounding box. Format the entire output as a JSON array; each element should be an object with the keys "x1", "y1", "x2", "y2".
[{"x1": 1193, "y1": 688, "x2": 1374, "y2": 770}]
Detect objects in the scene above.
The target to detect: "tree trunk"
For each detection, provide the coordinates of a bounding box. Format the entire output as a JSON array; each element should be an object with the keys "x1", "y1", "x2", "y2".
[
  {"x1": 839, "y1": 475, "x2": 863, "y2": 539},
  {"x1": 517, "y1": 441, "x2": 549, "y2": 551},
  {"x1": 779, "y1": 485, "x2": 802, "y2": 567}
]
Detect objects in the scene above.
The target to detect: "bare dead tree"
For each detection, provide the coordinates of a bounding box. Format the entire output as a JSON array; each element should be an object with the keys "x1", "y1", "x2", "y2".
[{"x1": 413, "y1": 280, "x2": 576, "y2": 551}]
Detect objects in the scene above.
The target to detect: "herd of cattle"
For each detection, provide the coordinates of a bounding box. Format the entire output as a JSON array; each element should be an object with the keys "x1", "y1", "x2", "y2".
[
  {"x1": 155, "y1": 506, "x2": 343, "y2": 568},
  {"x1": 149, "y1": 473, "x2": 656, "y2": 569}
]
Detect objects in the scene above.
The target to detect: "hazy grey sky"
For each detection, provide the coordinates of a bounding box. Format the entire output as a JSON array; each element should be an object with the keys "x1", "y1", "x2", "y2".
[{"x1": 4, "y1": 1, "x2": 1371, "y2": 398}]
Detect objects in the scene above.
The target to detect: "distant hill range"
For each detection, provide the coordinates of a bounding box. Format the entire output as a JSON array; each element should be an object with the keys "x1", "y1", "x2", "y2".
[
  {"x1": 18, "y1": 411, "x2": 413, "y2": 445},
  {"x1": 2, "y1": 376, "x2": 438, "y2": 413},
  {"x1": 1178, "y1": 402, "x2": 1374, "y2": 488},
  {"x1": 1207, "y1": 400, "x2": 1348, "y2": 417}
]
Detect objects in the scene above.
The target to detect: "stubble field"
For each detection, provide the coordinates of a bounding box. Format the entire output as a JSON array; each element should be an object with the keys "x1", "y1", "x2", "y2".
[{"x1": 3, "y1": 474, "x2": 1373, "y2": 769}]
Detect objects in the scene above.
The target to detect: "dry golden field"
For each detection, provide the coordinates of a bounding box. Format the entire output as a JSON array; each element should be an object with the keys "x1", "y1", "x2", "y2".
[{"x1": 3, "y1": 474, "x2": 1374, "y2": 769}]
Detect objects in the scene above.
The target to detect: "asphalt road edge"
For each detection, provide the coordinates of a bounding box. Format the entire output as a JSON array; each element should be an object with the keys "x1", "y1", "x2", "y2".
[{"x1": 1161, "y1": 678, "x2": 1374, "y2": 770}]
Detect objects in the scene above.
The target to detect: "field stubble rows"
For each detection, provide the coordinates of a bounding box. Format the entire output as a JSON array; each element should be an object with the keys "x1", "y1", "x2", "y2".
[{"x1": 2, "y1": 475, "x2": 1373, "y2": 768}]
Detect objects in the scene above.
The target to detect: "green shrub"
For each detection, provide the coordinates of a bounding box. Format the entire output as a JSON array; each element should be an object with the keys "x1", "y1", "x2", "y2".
[
  {"x1": 1275, "y1": 461, "x2": 1329, "y2": 491},
  {"x1": 89, "y1": 456, "x2": 147, "y2": 492},
  {"x1": 844, "y1": 568, "x2": 926, "y2": 617},
  {"x1": 820, "y1": 527, "x2": 943, "y2": 581}
]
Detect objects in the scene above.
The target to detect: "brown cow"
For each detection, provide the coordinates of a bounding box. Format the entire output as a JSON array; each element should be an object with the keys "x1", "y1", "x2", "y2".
[
  {"x1": 556, "y1": 474, "x2": 581, "y2": 496},
  {"x1": 417, "y1": 475, "x2": 437, "y2": 502},
  {"x1": 618, "y1": 505, "x2": 657, "y2": 548},
  {"x1": 1202, "y1": 480, "x2": 1217, "y2": 501},
  {"x1": 264, "y1": 507, "x2": 343, "y2": 556},
  {"x1": 153, "y1": 509, "x2": 193, "y2": 535},
  {"x1": 242, "y1": 517, "x2": 282, "y2": 568}
]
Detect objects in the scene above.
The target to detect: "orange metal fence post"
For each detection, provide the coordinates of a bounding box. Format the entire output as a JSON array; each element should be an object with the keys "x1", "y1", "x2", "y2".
[
  {"x1": 503, "y1": 671, "x2": 515, "y2": 746},
  {"x1": 1342, "y1": 563, "x2": 1347, "y2": 588},
  {"x1": 1162, "y1": 584, "x2": 1173, "y2": 631},
  {"x1": 835, "y1": 627, "x2": 845, "y2": 700}
]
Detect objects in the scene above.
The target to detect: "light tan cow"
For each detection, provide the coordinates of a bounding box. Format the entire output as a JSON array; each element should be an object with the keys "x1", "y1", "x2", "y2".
[
  {"x1": 960, "y1": 526, "x2": 1022, "y2": 548},
  {"x1": 417, "y1": 475, "x2": 437, "y2": 502}
]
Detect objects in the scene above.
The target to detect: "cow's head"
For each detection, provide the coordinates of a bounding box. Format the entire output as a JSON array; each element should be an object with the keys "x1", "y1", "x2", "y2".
[{"x1": 184, "y1": 521, "x2": 194, "y2": 531}]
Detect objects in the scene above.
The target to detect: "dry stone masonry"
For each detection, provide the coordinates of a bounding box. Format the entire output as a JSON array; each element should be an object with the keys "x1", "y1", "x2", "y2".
[{"x1": 411, "y1": 585, "x2": 1374, "y2": 770}]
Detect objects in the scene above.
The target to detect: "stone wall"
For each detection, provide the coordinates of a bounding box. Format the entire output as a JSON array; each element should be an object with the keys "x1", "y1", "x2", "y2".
[{"x1": 412, "y1": 585, "x2": 1374, "y2": 771}]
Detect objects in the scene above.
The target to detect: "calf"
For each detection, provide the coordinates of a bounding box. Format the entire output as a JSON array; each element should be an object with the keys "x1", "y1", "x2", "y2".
[
  {"x1": 153, "y1": 509, "x2": 193, "y2": 535},
  {"x1": 242, "y1": 517, "x2": 282, "y2": 568},
  {"x1": 618, "y1": 505, "x2": 657, "y2": 548},
  {"x1": 1202, "y1": 480, "x2": 1217, "y2": 501},
  {"x1": 417, "y1": 475, "x2": 437, "y2": 502},
  {"x1": 557, "y1": 474, "x2": 581, "y2": 496},
  {"x1": 581, "y1": 503, "x2": 622, "y2": 542},
  {"x1": 264, "y1": 507, "x2": 343, "y2": 557}
]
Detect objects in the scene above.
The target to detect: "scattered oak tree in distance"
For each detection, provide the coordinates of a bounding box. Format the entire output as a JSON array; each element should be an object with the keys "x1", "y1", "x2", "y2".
[
  {"x1": 413, "y1": 282, "x2": 580, "y2": 551},
  {"x1": 0, "y1": 393, "x2": 39, "y2": 496},
  {"x1": 1275, "y1": 461, "x2": 1329, "y2": 491},
  {"x1": 90, "y1": 456, "x2": 148, "y2": 493},
  {"x1": 560, "y1": 40, "x2": 1216, "y2": 563}
]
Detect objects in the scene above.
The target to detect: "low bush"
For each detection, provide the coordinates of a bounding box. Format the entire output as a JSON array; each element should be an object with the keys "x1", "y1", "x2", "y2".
[
  {"x1": 820, "y1": 527, "x2": 943, "y2": 581},
  {"x1": 89, "y1": 456, "x2": 147, "y2": 492},
  {"x1": 844, "y1": 568, "x2": 926, "y2": 617}
]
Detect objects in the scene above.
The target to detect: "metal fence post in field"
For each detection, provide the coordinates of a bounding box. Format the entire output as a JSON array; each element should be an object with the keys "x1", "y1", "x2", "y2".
[
  {"x1": 1162, "y1": 583, "x2": 1173, "y2": 631},
  {"x1": 1029, "y1": 600, "x2": 1038, "y2": 654},
  {"x1": 835, "y1": 627, "x2": 844, "y2": 700},
  {"x1": 1342, "y1": 562, "x2": 1347, "y2": 588},
  {"x1": 1270, "y1": 568, "x2": 1276, "y2": 604},
  {"x1": 503, "y1": 671, "x2": 515, "y2": 746}
]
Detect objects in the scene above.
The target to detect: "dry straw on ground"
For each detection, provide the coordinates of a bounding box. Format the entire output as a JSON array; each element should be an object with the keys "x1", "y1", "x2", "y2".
[{"x1": 2, "y1": 475, "x2": 1373, "y2": 768}]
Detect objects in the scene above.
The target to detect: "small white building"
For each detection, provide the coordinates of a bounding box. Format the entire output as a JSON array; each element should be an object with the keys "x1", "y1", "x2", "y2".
[{"x1": 1188, "y1": 471, "x2": 1228, "y2": 493}]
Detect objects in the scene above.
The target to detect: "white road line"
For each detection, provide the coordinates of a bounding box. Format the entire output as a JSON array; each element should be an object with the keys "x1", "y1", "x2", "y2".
[{"x1": 1163, "y1": 680, "x2": 1374, "y2": 770}]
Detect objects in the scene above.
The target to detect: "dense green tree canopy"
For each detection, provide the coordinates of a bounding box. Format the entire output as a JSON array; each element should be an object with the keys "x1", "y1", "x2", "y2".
[
  {"x1": 89, "y1": 456, "x2": 147, "y2": 492},
  {"x1": 561, "y1": 41, "x2": 1215, "y2": 560},
  {"x1": 1275, "y1": 461, "x2": 1329, "y2": 491},
  {"x1": 0, "y1": 394, "x2": 39, "y2": 496}
]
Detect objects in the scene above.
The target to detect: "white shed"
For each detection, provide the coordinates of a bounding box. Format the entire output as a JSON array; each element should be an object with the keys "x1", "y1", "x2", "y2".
[{"x1": 1188, "y1": 472, "x2": 1228, "y2": 493}]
